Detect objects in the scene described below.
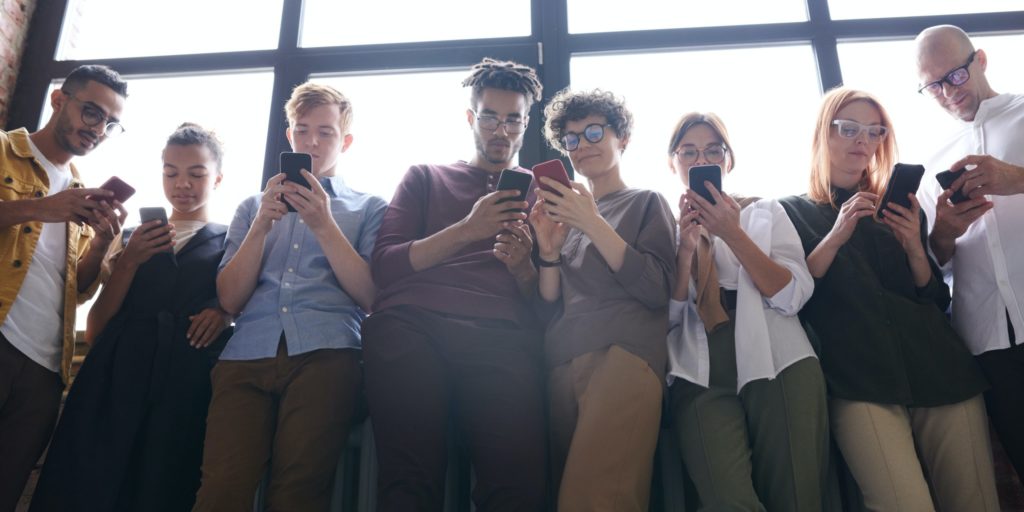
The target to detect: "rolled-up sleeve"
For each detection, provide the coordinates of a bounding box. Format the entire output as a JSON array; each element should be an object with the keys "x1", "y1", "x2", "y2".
[{"x1": 764, "y1": 201, "x2": 814, "y2": 316}]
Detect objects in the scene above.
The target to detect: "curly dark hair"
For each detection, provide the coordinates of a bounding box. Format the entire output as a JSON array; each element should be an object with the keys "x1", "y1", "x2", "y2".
[
  {"x1": 166, "y1": 122, "x2": 225, "y2": 173},
  {"x1": 543, "y1": 88, "x2": 633, "y2": 154},
  {"x1": 462, "y1": 58, "x2": 543, "y2": 109}
]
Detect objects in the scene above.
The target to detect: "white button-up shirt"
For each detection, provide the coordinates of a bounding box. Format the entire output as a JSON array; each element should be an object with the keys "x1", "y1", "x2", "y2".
[
  {"x1": 667, "y1": 199, "x2": 817, "y2": 391},
  {"x1": 918, "y1": 93, "x2": 1024, "y2": 355}
]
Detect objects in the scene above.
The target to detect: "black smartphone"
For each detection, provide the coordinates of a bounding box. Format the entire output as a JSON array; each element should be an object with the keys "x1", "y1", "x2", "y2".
[
  {"x1": 935, "y1": 167, "x2": 969, "y2": 204},
  {"x1": 688, "y1": 164, "x2": 723, "y2": 205},
  {"x1": 279, "y1": 152, "x2": 313, "y2": 212},
  {"x1": 138, "y1": 207, "x2": 171, "y2": 252},
  {"x1": 877, "y1": 163, "x2": 926, "y2": 218},
  {"x1": 496, "y1": 168, "x2": 533, "y2": 209}
]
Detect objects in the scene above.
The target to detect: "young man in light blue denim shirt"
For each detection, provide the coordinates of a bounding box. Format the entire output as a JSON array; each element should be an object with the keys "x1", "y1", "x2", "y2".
[{"x1": 193, "y1": 82, "x2": 387, "y2": 512}]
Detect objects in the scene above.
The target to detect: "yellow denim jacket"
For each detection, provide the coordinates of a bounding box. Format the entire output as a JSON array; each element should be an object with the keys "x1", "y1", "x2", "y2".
[{"x1": 0, "y1": 128, "x2": 100, "y2": 384}]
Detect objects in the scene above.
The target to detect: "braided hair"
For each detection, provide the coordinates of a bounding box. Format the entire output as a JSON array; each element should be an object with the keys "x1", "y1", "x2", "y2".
[{"x1": 462, "y1": 58, "x2": 543, "y2": 109}]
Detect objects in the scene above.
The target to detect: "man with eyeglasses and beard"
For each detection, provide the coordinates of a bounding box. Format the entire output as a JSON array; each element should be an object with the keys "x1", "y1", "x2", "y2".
[
  {"x1": 0, "y1": 64, "x2": 128, "y2": 510},
  {"x1": 915, "y1": 25, "x2": 1024, "y2": 480},
  {"x1": 362, "y1": 58, "x2": 547, "y2": 511}
]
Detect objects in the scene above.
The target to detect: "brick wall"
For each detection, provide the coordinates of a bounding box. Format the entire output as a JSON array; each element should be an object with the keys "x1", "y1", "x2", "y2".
[{"x1": 0, "y1": 0, "x2": 37, "y2": 127}]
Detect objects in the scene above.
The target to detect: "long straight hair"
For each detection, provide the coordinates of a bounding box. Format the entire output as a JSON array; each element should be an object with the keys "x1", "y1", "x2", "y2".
[{"x1": 809, "y1": 87, "x2": 898, "y2": 208}]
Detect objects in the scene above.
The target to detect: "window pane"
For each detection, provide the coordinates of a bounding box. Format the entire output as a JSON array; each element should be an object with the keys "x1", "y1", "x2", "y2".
[
  {"x1": 310, "y1": 69, "x2": 479, "y2": 201},
  {"x1": 570, "y1": 45, "x2": 821, "y2": 202},
  {"x1": 301, "y1": 0, "x2": 531, "y2": 47},
  {"x1": 56, "y1": 0, "x2": 283, "y2": 60},
  {"x1": 828, "y1": 0, "x2": 1024, "y2": 20},
  {"x1": 837, "y1": 33, "x2": 1024, "y2": 165},
  {"x1": 568, "y1": 0, "x2": 806, "y2": 34},
  {"x1": 41, "y1": 71, "x2": 275, "y2": 329}
]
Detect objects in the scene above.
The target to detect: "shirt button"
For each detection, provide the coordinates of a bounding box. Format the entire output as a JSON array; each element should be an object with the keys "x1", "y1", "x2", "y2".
[
  {"x1": 299, "y1": 219, "x2": 304, "y2": 224},
  {"x1": 23, "y1": 226, "x2": 32, "y2": 234},
  {"x1": 288, "y1": 268, "x2": 294, "y2": 272},
  {"x1": 284, "y1": 282, "x2": 291, "y2": 288},
  {"x1": 34, "y1": 191, "x2": 43, "y2": 198},
  {"x1": 281, "y1": 306, "x2": 288, "y2": 313},
  {"x1": 293, "y1": 243, "x2": 299, "y2": 250},
  {"x1": 3, "y1": 177, "x2": 12, "y2": 184},
  {"x1": 13, "y1": 260, "x2": 22, "y2": 268}
]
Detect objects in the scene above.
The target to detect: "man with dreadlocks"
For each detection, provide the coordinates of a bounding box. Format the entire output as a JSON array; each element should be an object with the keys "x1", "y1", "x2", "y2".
[{"x1": 363, "y1": 58, "x2": 547, "y2": 511}]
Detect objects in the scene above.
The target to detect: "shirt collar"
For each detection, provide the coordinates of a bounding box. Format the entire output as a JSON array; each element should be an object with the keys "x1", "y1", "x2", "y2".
[
  {"x1": 7, "y1": 128, "x2": 35, "y2": 159},
  {"x1": 320, "y1": 174, "x2": 348, "y2": 198},
  {"x1": 972, "y1": 93, "x2": 1013, "y2": 125}
]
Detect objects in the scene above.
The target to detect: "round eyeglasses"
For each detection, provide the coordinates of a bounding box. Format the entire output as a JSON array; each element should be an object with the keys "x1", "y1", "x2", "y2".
[
  {"x1": 65, "y1": 94, "x2": 125, "y2": 137},
  {"x1": 673, "y1": 143, "x2": 728, "y2": 165},
  {"x1": 474, "y1": 112, "x2": 525, "y2": 134},
  {"x1": 832, "y1": 119, "x2": 888, "y2": 142},
  {"x1": 918, "y1": 51, "x2": 976, "y2": 97},
  {"x1": 561, "y1": 123, "x2": 609, "y2": 152}
]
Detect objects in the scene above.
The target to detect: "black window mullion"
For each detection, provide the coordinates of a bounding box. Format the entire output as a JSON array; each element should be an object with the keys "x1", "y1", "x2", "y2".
[
  {"x1": 6, "y1": 0, "x2": 70, "y2": 131},
  {"x1": 807, "y1": 0, "x2": 843, "y2": 92}
]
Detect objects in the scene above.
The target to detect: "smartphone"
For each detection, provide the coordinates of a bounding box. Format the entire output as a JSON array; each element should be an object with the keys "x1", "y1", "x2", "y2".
[
  {"x1": 532, "y1": 159, "x2": 572, "y2": 195},
  {"x1": 877, "y1": 163, "x2": 926, "y2": 218},
  {"x1": 138, "y1": 207, "x2": 171, "y2": 252},
  {"x1": 279, "y1": 152, "x2": 313, "y2": 212},
  {"x1": 688, "y1": 164, "x2": 723, "y2": 205},
  {"x1": 496, "y1": 169, "x2": 533, "y2": 209},
  {"x1": 935, "y1": 167, "x2": 969, "y2": 204},
  {"x1": 90, "y1": 176, "x2": 136, "y2": 203}
]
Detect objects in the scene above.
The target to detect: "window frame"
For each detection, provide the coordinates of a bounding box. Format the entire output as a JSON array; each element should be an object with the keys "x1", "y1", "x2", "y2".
[{"x1": 8, "y1": 0, "x2": 1024, "y2": 188}]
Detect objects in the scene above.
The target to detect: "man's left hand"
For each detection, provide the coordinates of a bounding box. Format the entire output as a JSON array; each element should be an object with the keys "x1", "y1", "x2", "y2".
[{"x1": 950, "y1": 154, "x2": 1024, "y2": 198}]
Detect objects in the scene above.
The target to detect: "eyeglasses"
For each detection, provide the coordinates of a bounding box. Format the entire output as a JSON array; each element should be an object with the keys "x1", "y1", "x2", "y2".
[
  {"x1": 673, "y1": 143, "x2": 728, "y2": 165},
  {"x1": 561, "y1": 123, "x2": 609, "y2": 152},
  {"x1": 65, "y1": 93, "x2": 125, "y2": 136},
  {"x1": 474, "y1": 112, "x2": 525, "y2": 134},
  {"x1": 918, "y1": 51, "x2": 976, "y2": 97},
  {"x1": 832, "y1": 119, "x2": 888, "y2": 141}
]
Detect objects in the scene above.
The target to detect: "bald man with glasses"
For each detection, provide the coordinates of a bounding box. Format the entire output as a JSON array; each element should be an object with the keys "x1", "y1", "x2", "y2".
[{"x1": 915, "y1": 24, "x2": 1024, "y2": 480}]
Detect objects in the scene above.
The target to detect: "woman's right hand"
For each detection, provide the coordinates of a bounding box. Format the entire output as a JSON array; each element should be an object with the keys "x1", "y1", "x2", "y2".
[
  {"x1": 529, "y1": 197, "x2": 569, "y2": 261},
  {"x1": 253, "y1": 173, "x2": 289, "y2": 234},
  {"x1": 677, "y1": 196, "x2": 701, "y2": 262},
  {"x1": 827, "y1": 191, "x2": 877, "y2": 246},
  {"x1": 119, "y1": 220, "x2": 175, "y2": 269}
]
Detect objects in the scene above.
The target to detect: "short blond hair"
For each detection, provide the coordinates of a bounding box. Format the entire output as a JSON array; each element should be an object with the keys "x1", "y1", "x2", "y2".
[
  {"x1": 284, "y1": 82, "x2": 353, "y2": 132},
  {"x1": 809, "y1": 87, "x2": 898, "y2": 208}
]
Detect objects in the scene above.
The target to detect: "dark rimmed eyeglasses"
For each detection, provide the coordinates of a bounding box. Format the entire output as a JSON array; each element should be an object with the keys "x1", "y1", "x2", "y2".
[
  {"x1": 474, "y1": 112, "x2": 525, "y2": 134},
  {"x1": 832, "y1": 119, "x2": 889, "y2": 141},
  {"x1": 673, "y1": 143, "x2": 728, "y2": 165},
  {"x1": 918, "y1": 51, "x2": 976, "y2": 97},
  {"x1": 561, "y1": 123, "x2": 609, "y2": 152},
  {"x1": 64, "y1": 93, "x2": 125, "y2": 136}
]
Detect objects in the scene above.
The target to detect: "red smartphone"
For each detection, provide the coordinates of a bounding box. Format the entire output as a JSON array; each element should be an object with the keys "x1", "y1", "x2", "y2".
[
  {"x1": 532, "y1": 159, "x2": 572, "y2": 195},
  {"x1": 89, "y1": 176, "x2": 136, "y2": 203}
]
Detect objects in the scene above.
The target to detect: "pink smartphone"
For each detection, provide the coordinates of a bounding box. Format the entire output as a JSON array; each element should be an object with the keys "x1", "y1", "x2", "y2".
[
  {"x1": 531, "y1": 159, "x2": 572, "y2": 195},
  {"x1": 90, "y1": 176, "x2": 136, "y2": 203}
]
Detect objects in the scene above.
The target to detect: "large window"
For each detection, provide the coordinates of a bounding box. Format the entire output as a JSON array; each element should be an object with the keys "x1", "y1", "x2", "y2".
[
  {"x1": 828, "y1": 0, "x2": 1024, "y2": 20},
  {"x1": 568, "y1": 0, "x2": 807, "y2": 33}
]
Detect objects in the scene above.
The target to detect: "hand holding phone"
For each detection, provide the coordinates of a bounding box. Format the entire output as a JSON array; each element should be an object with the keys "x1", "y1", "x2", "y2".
[
  {"x1": 89, "y1": 176, "x2": 136, "y2": 203},
  {"x1": 138, "y1": 207, "x2": 172, "y2": 252},
  {"x1": 935, "y1": 167, "x2": 969, "y2": 204},
  {"x1": 877, "y1": 163, "x2": 925, "y2": 219},
  {"x1": 532, "y1": 159, "x2": 572, "y2": 195},
  {"x1": 280, "y1": 152, "x2": 313, "y2": 212},
  {"x1": 496, "y1": 169, "x2": 533, "y2": 210},
  {"x1": 688, "y1": 165, "x2": 723, "y2": 205}
]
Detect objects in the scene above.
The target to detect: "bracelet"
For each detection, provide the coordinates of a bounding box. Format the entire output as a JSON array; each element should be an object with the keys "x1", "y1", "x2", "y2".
[{"x1": 537, "y1": 256, "x2": 563, "y2": 267}]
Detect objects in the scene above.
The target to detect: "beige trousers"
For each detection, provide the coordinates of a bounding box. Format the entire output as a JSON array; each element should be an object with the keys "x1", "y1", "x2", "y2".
[
  {"x1": 830, "y1": 395, "x2": 999, "y2": 512},
  {"x1": 548, "y1": 345, "x2": 663, "y2": 512}
]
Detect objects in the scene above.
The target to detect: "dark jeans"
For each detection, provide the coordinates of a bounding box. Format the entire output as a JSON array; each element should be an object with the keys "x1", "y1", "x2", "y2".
[
  {"x1": 976, "y1": 341, "x2": 1024, "y2": 480},
  {"x1": 362, "y1": 305, "x2": 547, "y2": 512},
  {"x1": 0, "y1": 333, "x2": 63, "y2": 512}
]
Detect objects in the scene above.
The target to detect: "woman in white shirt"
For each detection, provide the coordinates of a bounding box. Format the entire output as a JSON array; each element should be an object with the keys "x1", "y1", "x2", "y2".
[{"x1": 666, "y1": 112, "x2": 828, "y2": 511}]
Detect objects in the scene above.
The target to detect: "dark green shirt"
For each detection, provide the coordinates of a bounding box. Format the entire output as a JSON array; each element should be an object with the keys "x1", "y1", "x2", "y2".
[{"x1": 779, "y1": 190, "x2": 985, "y2": 407}]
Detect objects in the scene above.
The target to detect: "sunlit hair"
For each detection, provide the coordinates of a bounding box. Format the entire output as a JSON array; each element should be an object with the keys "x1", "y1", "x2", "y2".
[
  {"x1": 61, "y1": 64, "x2": 128, "y2": 97},
  {"x1": 809, "y1": 87, "x2": 898, "y2": 208},
  {"x1": 462, "y1": 57, "x2": 543, "y2": 109},
  {"x1": 284, "y1": 82, "x2": 353, "y2": 133},
  {"x1": 666, "y1": 111, "x2": 735, "y2": 173},
  {"x1": 166, "y1": 122, "x2": 224, "y2": 174},
  {"x1": 543, "y1": 88, "x2": 632, "y2": 154}
]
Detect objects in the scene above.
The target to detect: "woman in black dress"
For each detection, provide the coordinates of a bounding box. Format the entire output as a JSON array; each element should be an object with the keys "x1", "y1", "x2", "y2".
[{"x1": 31, "y1": 123, "x2": 232, "y2": 512}]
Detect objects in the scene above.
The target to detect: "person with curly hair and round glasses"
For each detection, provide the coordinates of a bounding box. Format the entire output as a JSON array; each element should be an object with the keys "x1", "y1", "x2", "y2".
[{"x1": 531, "y1": 88, "x2": 676, "y2": 512}]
